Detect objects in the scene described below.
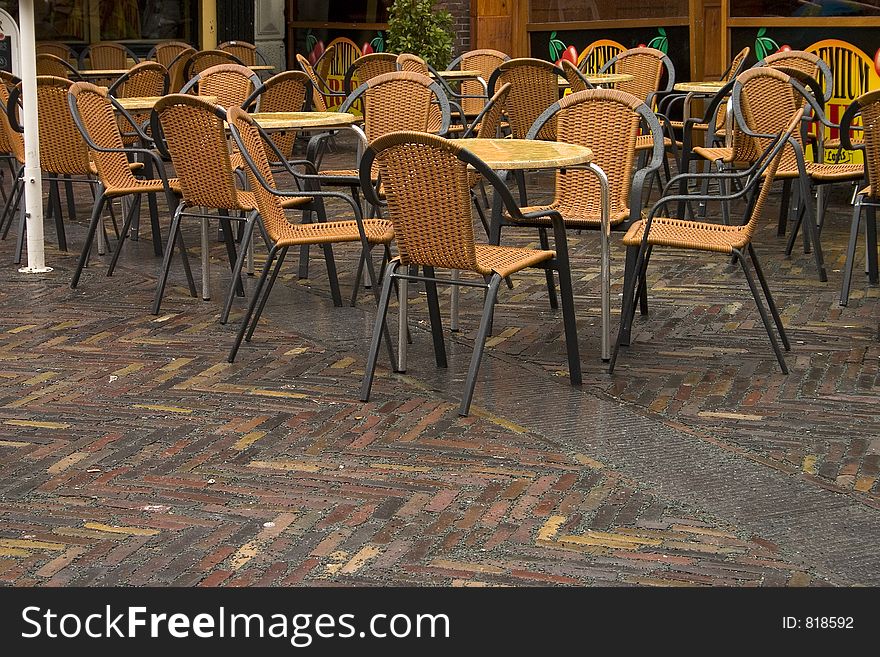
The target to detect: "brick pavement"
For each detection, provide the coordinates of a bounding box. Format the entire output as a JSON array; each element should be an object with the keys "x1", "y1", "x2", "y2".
[{"x1": 0, "y1": 136, "x2": 877, "y2": 586}]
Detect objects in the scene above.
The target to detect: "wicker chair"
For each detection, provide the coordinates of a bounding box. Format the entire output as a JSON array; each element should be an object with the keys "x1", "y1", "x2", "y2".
[
  {"x1": 0, "y1": 84, "x2": 27, "y2": 259},
  {"x1": 78, "y1": 42, "x2": 138, "y2": 70},
  {"x1": 183, "y1": 49, "x2": 245, "y2": 80},
  {"x1": 448, "y1": 48, "x2": 508, "y2": 118},
  {"x1": 149, "y1": 94, "x2": 315, "y2": 315},
  {"x1": 560, "y1": 59, "x2": 592, "y2": 93},
  {"x1": 838, "y1": 90, "x2": 880, "y2": 306},
  {"x1": 166, "y1": 46, "x2": 196, "y2": 92},
  {"x1": 500, "y1": 89, "x2": 665, "y2": 325},
  {"x1": 295, "y1": 53, "x2": 345, "y2": 112},
  {"x1": 487, "y1": 58, "x2": 563, "y2": 141},
  {"x1": 343, "y1": 53, "x2": 398, "y2": 95},
  {"x1": 218, "y1": 40, "x2": 267, "y2": 67},
  {"x1": 609, "y1": 110, "x2": 805, "y2": 375},
  {"x1": 245, "y1": 70, "x2": 312, "y2": 163},
  {"x1": 36, "y1": 53, "x2": 81, "y2": 79},
  {"x1": 224, "y1": 105, "x2": 396, "y2": 362},
  {"x1": 179, "y1": 63, "x2": 261, "y2": 111},
  {"x1": 148, "y1": 41, "x2": 192, "y2": 67},
  {"x1": 66, "y1": 81, "x2": 194, "y2": 293},
  {"x1": 734, "y1": 67, "x2": 864, "y2": 281},
  {"x1": 358, "y1": 131, "x2": 581, "y2": 416},
  {"x1": 108, "y1": 61, "x2": 169, "y2": 145},
  {"x1": 36, "y1": 41, "x2": 76, "y2": 63},
  {"x1": 0, "y1": 72, "x2": 20, "y2": 206},
  {"x1": 396, "y1": 53, "x2": 467, "y2": 134}
]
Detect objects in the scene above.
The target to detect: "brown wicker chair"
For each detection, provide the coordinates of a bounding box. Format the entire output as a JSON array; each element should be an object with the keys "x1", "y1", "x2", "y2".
[
  {"x1": 610, "y1": 110, "x2": 804, "y2": 375},
  {"x1": 183, "y1": 49, "x2": 245, "y2": 80},
  {"x1": 66, "y1": 82, "x2": 194, "y2": 293},
  {"x1": 78, "y1": 42, "x2": 138, "y2": 70},
  {"x1": 108, "y1": 61, "x2": 169, "y2": 145},
  {"x1": 36, "y1": 41, "x2": 76, "y2": 63},
  {"x1": 166, "y1": 46, "x2": 196, "y2": 92},
  {"x1": 499, "y1": 88, "x2": 665, "y2": 335},
  {"x1": 246, "y1": 70, "x2": 312, "y2": 163},
  {"x1": 148, "y1": 41, "x2": 192, "y2": 67},
  {"x1": 179, "y1": 63, "x2": 261, "y2": 111},
  {"x1": 343, "y1": 53, "x2": 398, "y2": 95},
  {"x1": 358, "y1": 131, "x2": 581, "y2": 416},
  {"x1": 487, "y1": 58, "x2": 563, "y2": 141},
  {"x1": 150, "y1": 94, "x2": 314, "y2": 315},
  {"x1": 224, "y1": 105, "x2": 396, "y2": 362},
  {"x1": 734, "y1": 66, "x2": 864, "y2": 281},
  {"x1": 448, "y1": 48, "x2": 508, "y2": 117},
  {"x1": 0, "y1": 84, "x2": 27, "y2": 259},
  {"x1": 295, "y1": 53, "x2": 346, "y2": 112},
  {"x1": 838, "y1": 90, "x2": 880, "y2": 306},
  {"x1": 396, "y1": 53, "x2": 467, "y2": 134},
  {"x1": 218, "y1": 40, "x2": 267, "y2": 67},
  {"x1": 560, "y1": 59, "x2": 592, "y2": 93},
  {"x1": 36, "y1": 53, "x2": 81, "y2": 79}
]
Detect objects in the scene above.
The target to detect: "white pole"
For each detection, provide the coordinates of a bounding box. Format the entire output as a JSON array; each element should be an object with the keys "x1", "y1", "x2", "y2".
[{"x1": 17, "y1": 0, "x2": 50, "y2": 273}]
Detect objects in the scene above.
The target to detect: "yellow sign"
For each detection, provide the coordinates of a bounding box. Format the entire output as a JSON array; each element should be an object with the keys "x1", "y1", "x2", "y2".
[
  {"x1": 322, "y1": 37, "x2": 362, "y2": 112},
  {"x1": 807, "y1": 39, "x2": 879, "y2": 164},
  {"x1": 577, "y1": 39, "x2": 625, "y2": 75}
]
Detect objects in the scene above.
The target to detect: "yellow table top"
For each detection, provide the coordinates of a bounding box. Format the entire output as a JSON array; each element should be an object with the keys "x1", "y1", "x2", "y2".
[
  {"x1": 558, "y1": 72, "x2": 635, "y2": 86},
  {"x1": 114, "y1": 95, "x2": 218, "y2": 110},
  {"x1": 456, "y1": 138, "x2": 592, "y2": 170},
  {"x1": 433, "y1": 69, "x2": 483, "y2": 80},
  {"x1": 250, "y1": 111, "x2": 357, "y2": 129},
  {"x1": 673, "y1": 81, "x2": 727, "y2": 93},
  {"x1": 248, "y1": 65, "x2": 275, "y2": 71},
  {"x1": 79, "y1": 69, "x2": 128, "y2": 77}
]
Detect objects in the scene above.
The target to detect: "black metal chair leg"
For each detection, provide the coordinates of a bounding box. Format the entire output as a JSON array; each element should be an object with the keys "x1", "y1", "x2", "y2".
[
  {"x1": 350, "y1": 247, "x2": 366, "y2": 307},
  {"x1": 228, "y1": 246, "x2": 280, "y2": 363},
  {"x1": 777, "y1": 179, "x2": 791, "y2": 236},
  {"x1": 839, "y1": 199, "x2": 863, "y2": 307},
  {"x1": 151, "y1": 202, "x2": 185, "y2": 314},
  {"x1": 49, "y1": 180, "x2": 67, "y2": 251},
  {"x1": 244, "y1": 246, "x2": 289, "y2": 343},
  {"x1": 538, "y1": 227, "x2": 558, "y2": 310},
  {"x1": 459, "y1": 274, "x2": 502, "y2": 416},
  {"x1": 321, "y1": 243, "x2": 343, "y2": 307},
  {"x1": 0, "y1": 177, "x2": 22, "y2": 240},
  {"x1": 735, "y1": 248, "x2": 788, "y2": 374},
  {"x1": 866, "y1": 205, "x2": 878, "y2": 284},
  {"x1": 218, "y1": 213, "x2": 245, "y2": 297},
  {"x1": 360, "y1": 260, "x2": 398, "y2": 402},
  {"x1": 147, "y1": 191, "x2": 162, "y2": 256},
  {"x1": 71, "y1": 193, "x2": 107, "y2": 288},
  {"x1": 64, "y1": 175, "x2": 77, "y2": 223},
  {"x1": 550, "y1": 220, "x2": 581, "y2": 384},
  {"x1": 107, "y1": 193, "x2": 141, "y2": 276},
  {"x1": 13, "y1": 186, "x2": 27, "y2": 264},
  {"x1": 748, "y1": 243, "x2": 790, "y2": 351},
  {"x1": 220, "y1": 213, "x2": 258, "y2": 324},
  {"x1": 610, "y1": 240, "x2": 650, "y2": 373},
  {"x1": 422, "y1": 265, "x2": 448, "y2": 368}
]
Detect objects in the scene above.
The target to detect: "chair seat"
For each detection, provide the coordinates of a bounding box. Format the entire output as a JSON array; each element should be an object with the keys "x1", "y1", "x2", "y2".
[
  {"x1": 635, "y1": 134, "x2": 673, "y2": 150},
  {"x1": 825, "y1": 136, "x2": 864, "y2": 151},
  {"x1": 692, "y1": 146, "x2": 737, "y2": 163},
  {"x1": 473, "y1": 243, "x2": 554, "y2": 278},
  {"x1": 775, "y1": 161, "x2": 864, "y2": 181},
  {"x1": 622, "y1": 216, "x2": 750, "y2": 254},
  {"x1": 235, "y1": 191, "x2": 311, "y2": 213},
  {"x1": 106, "y1": 176, "x2": 180, "y2": 197},
  {"x1": 274, "y1": 218, "x2": 394, "y2": 248},
  {"x1": 513, "y1": 204, "x2": 631, "y2": 227}
]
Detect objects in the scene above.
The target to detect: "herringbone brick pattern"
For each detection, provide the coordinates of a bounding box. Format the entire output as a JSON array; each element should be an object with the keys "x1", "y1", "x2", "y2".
[{"x1": 0, "y1": 135, "x2": 876, "y2": 586}]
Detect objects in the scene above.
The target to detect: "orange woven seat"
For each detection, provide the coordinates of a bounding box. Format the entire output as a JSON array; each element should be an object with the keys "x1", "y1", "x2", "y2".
[
  {"x1": 692, "y1": 145, "x2": 735, "y2": 163},
  {"x1": 635, "y1": 133, "x2": 673, "y2": 149},
  {"x1": 622, "y1": 215, "x2": 750, "y2": 253},
  {"x1": 273, "y1": 217, "x2": 394, "y2": 248},
  {"x1": 472, "y1": 243, "x2": 554, "y2": 277}
]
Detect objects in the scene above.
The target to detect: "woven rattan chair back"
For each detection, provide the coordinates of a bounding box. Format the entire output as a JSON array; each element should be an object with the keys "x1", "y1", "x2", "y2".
[
  {"x1": 153, "y1": 94, "x2": 240, "y2": 210},
  {"x1": 456, "y1": 49, "x2": 508, "y2": 116},
  {"x1": 0, "y1": 84, "x2": 24, "y2": 164},
  {"x1": 167, "y1": 46, "x2": 196, "y2": 92},
  {"x1": 249, "y1": 70, "x2": 311, "y2": 158},
  {"x1": 295, "y1": 53, "x2": 329, "y2": 111},
  {"x1": 67, "y1": 82, "x2": 142, "y2": 193},
  {"x1": 108, "y1": 61, "x2": 168, "y2": 98},
  {"x1": 0, "y1": 70, "x2": 19, "y2": 90},
  {"x1": 344, "y1": 53, "x2": 398, "y2": 94},
  {"x1": 225, "y1": 107, "x2": 293, "y2": 243},
  {"x1": 761, "y1": 50, "x2": 833, "y2": 105},
  {"x1": 396, "y1": 53, "x2": 430, "y2": 75},
  {"x1": 36, "y1": 53, "x2": 77, "y2": 78},
  {"x1": 185, "y1": 49, "x2": 245, "y2": 79},
  {"x1": 858, "y1": 91, "x2": 880, "y2": 199},
  {"x1": 343, "y1": 71, "x2": 447, "y2": 143},
  {"x1": 36, "y1": 76, "x2": 92, "y2": 175},
  {"x1": 735, "y1": 67, "x2": 803, "y2": 172},
  {"x1": 182, "y1": 63, "x2": 260, "y2": 110},
  {"x1": 474, "y1": 82, "x2": 511, "y2": 139},
  {"x1": 369, "y1": 131, "x2": 480, "y2": 272},
  {"x1": 600, "y1": 47, "x2": 671, "y2": 106},
  {"x1": 550, "y1": 89, "x2": 647, "y2": 222},
  {"x1": 36, "y1": 41, "x2": 75, "y2": 62},
  {"x1": 80, "y1": 42, "x2": 137, "y2": 70},
  {"x1": 723, "y1": 47, "x2": 750, "y2": 83},
  {"x1": 488, "y1": 58, "x2": 563, "y2": 140},
  {"x1": 560, "y1": 59, "x2": 590, "y2": 93},
  {"x1": 218, "y1": 40, "x2": 259, "y2": 66},
  {"x1": 150, "y1": 41, "x2": 191, "y2": 67},
  {"x1": 315, "y1": 42, "x2": 337, "y2": 82}
]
